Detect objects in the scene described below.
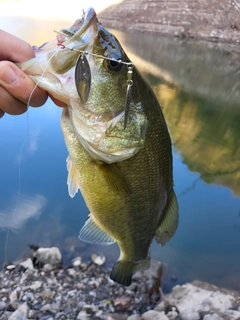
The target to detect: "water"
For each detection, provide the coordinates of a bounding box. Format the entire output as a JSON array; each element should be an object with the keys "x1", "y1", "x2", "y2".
[{"x1": 1, "y1": 16, "x2": 240, "y2": 291}]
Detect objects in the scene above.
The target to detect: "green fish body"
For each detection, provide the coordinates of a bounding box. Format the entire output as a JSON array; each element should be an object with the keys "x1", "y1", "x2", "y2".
[{"x1": 19, "y1": 7, "x2": 178, "y2": 286}]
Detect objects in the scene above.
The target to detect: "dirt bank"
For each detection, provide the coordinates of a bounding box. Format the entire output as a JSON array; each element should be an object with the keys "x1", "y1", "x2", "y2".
[{"x1": 99, "y1": 0, "x2": 240, "y2": 44}]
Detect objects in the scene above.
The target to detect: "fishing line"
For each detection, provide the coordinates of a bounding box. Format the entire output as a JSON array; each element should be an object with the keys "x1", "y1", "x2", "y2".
[{"x1": 4, "y1": 48, "x2": 61, "y2": 266}]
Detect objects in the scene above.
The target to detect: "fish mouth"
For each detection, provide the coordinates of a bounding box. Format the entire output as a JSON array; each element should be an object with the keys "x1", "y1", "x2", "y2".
[
  {"x1": 17, "y1": 7, "x2": 99, "y2": 105},
  {"x1": 62, "y1": 7, "x2": 99, "y2": 51}
]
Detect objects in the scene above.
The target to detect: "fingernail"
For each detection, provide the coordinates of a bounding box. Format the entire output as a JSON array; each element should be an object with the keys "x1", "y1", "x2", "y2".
[{"x1": 0, "y1": 66, "x2": 18, "y2": 86}]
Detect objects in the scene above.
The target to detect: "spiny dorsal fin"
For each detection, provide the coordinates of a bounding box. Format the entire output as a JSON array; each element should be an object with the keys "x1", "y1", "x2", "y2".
[
  {"x1": 66, "y1": 155, "x2": 80, "y2": 198},
  {"x1": 95, "y1": 161, "x2": 132, "y2": 196},
  {"x1": 155, "y1": 190, "x2": 179, "y2": 245},
  {"x1": 79, "y1": 214, "x2": 116, "y2": 245}
]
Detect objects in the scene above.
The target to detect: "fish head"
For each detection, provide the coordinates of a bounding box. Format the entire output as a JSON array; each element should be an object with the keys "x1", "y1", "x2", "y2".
[
  {"x1": 19, "y1": 7, "x2": 148, "y2": 163},
  {"x1": 19, "y1": 7, "x2": 99, "y2": 105}
]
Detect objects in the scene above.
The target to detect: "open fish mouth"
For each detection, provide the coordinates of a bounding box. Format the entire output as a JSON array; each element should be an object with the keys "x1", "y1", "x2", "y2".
[{"x1": 58, "y1": 7, "x2": 99, "y2": 50}]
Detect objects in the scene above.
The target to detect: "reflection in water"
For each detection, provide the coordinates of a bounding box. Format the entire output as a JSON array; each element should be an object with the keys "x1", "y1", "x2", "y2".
[
  {"x1": 114, "y1": 30, "x2": 240, "y2": 195},
  {"x1": 154, "y1": 83, "x2": 240, "y2": 195},
  {"x1": 0, "y1": 194, "x2": 46, "y2": 230}
]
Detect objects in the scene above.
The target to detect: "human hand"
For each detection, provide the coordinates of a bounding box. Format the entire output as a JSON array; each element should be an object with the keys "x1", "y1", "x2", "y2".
[{"x1": 0, "y1": 30, "x2": 66, "y2": 119}]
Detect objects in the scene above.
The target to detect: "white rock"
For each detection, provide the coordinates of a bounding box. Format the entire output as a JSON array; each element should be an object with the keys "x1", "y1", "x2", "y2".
[
  {"x1": 127, "y1": 315, "x2": 141, "y2": 320},
  {"x1": 20, "y1": 258, "x2": 34, "y2": 271},
  {"x1": 91, "y1": 253, "x2": 105, "y2": 266},
  {"x1": 43, "y1": 263, "x2": 54, "y2": 271},
  {"x1": 154, "y1": 301, "x2": 166, "y2": 312},
  {"x1": 166, "y1": 283, "x2": 236, "y2": 316},
  {"x1": 67, "y1": 268, "x2": 76, "y2": 276},
  {"x1": 6, "y1": 265, "x2": 16, "y2": 271},
  {"x1": 29, "y1": 280, "x2": 43, "y2": 290},
  {"x1": 77, "y1": 310, "x2": 88, "y2": 320},
  {"x1": 72, "y1": 256, "x2": 82, "y2": 267},
  {"x1": 167, "y1": 310, "x2": 179, "y2": 320},
  {"x1": 8, "y1": 302, "x2": 29, "y2": 320},
  {"x1": 67, "y1": 289, "x2": 77, "y2": 297},
  {"x1": 142, "y1": 310, "x2": 169, "y2": 320},
  {"x1": 203, "y1": 314, "x2": 224, "y2": 320},
  {"x1": 34, "y1": 247, "x2": 62, "y2": 265},
  {"x1": 180, "y1": 308, "x2": 200, "y2": 320},
  {"x1": 40, "y1": 303, "x2": 51, "y2": 311}
]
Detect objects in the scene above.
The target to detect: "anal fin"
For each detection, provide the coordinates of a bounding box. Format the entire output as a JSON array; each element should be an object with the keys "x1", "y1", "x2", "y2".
[
  {"x1": 155, "y1": 190, "x2": 179, "y2": 245},
  {"x1": 79, "y1": 214, "x2": 116, "y2": 245}
]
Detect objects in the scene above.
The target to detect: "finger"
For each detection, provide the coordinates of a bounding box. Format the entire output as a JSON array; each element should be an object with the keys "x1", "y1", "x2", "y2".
[
  {"x1": 0, "y1": 30, "x2": 35, "y2": 62},
  {"x1": 0, "y1": 61, "x2": 48, "y2": 107},
  {"x1": 0, "y1": 109, "x2": 4, "y2": 118},
  {"x1": 49, "y1": 94, "x2": 68, "y2": 108},
  {"x1": 0, "y1": 85, "x2": 29, "y2": 115}
]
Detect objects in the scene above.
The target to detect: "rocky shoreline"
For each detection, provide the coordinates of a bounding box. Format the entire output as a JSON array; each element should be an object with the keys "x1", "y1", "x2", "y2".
[
  {"x1": 1, "y1": 247, "x2": 240, "y2": 320},
  {"x1": 99, "y1": 0, "x2": 240, "y2": 44}
]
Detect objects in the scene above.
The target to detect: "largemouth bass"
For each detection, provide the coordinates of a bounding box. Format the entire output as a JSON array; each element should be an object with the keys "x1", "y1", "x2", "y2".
[{"x1": 19, "y1": 7, "x2": 178, "y2": 286}]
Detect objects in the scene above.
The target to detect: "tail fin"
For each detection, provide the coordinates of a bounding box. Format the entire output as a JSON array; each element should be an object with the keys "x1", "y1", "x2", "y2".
[
  {"x1": 110, "y1": 256, "x2": 151, "y2": 286},
  {"x1": 110, "y1": 261, "x2": 133, "y2": 286}
]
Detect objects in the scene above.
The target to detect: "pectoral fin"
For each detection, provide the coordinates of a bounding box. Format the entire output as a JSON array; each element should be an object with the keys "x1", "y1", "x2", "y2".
[
  {"x1": 79, "y1": 214, "x2": 116, "y2": 245},
  {"x1": 66, "y1": 155, "x2": 80, "y2": 198},
  {"x1": 155, "y1": 191, "x2": 179, "y2": 245},
  {"x1": 96, "y1": 161, "x2": 132, "y2": 196}
]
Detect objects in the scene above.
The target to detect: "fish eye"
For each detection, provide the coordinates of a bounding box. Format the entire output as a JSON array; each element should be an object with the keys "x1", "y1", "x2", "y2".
[{"x1": 104, "y1": 57, "x2": 123, "y2": 72}]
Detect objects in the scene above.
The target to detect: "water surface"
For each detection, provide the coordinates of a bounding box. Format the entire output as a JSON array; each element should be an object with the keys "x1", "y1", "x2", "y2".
[{"x1": 1, "y1": 16, "x2": 240, "y2": 291}]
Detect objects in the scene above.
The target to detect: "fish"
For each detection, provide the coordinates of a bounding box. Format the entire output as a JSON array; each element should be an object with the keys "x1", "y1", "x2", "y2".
[{"x1": 18, "y1": 7, "x2": 179, "y2": 286}]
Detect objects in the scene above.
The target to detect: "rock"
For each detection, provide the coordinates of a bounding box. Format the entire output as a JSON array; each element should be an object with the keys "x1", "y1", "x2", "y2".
[
  {"x1": 166, "y1": 310, "x2": 179, "y2": 320},
  {"x1": 33, "y1": 247, "x2": 62, "y2": 265},
  {"x1": 72, "y1": 256, "x2": 82, "y2": 267},
  {"x1": 6, "y1": 265, "x2": 16, "y2": 271},
  {"x1": 154, "y1": 301, "x2": 165, "y2": 312},
  {"x1": 114, "y1": 297, "x2": 132, "y2": 311},
  {"x1": 165, "y1": 282, "x2": 240, "y2": 320},
  {"x1": 40, "y1": 303, "x2": 51, "y2": 311},
  {"x1": 29, "y1": 280, "x2": 43, "y2": 290},
  {"x1": 179, "y1": 308, "x2": 200, "y2": 320},
  {"x1": 8, "y1": 302, "x2": 29, "y2": 320},
  {"x1": 77, "y1": 310, "x2": 88, "y2": 320},
  {"x1": 20, "y1": 258, "x2": 34, "y2": 271},
  {"x1": 127, "y1": 315, "x2": 141, "y2": 320},
  {"x1": 142, "y1": 310, "x2": 169, "y2": 320},
  {"x1": 0, "y1": 301, "x2": 6, "y2": 310},
  {"x1": 22, "y1": 291, "x2": 34, "y2": 302},
  {"x1": 203, "y1": 315, "x2": 225, "y2": 320},
  {"x1": 91, "y1": 253, "x2": 106, "y2": 266},
  {"x1": 9, "y1": 286, "x2": 21, "y2": 303},
  {"x1": 82, "y1": 304, "x2": 99, "y2": 314},
  {"x1": 43, "y1": 263, "x2": 54, "y2": 271}
]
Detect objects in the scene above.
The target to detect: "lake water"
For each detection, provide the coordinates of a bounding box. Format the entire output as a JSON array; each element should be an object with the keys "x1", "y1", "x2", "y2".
[{"x1": 1, "y1": 16, "x2": 240, "y2": 292}]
